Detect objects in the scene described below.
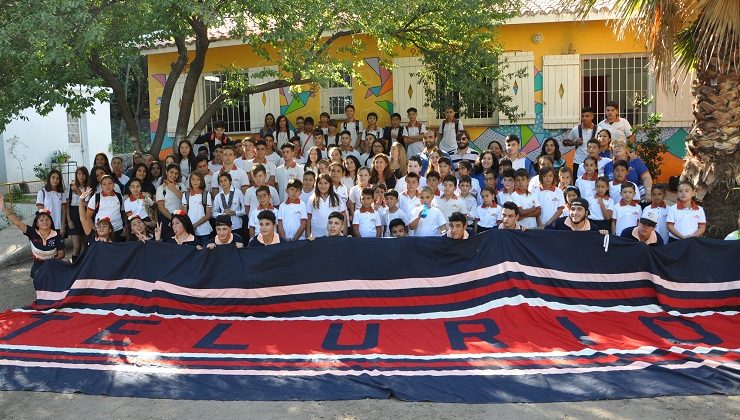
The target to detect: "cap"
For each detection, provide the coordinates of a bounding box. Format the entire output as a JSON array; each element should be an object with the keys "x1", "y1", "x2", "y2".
[
  {"x1": 570, "y1": 197, "x2": 589, "y2": 211},
  {"x1": 640, "y1": 209, "x2": 659, "y2": 227}
]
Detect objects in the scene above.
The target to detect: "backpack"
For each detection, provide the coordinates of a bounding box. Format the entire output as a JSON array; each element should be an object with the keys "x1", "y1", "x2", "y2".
[
  {"x1": 578, "y1": 125, "x2": 597, "y2": 143},
  {"x1": 93, "y1": 192, "x2": 125, "y2": 223},
  {"x1": 185, "y1": 190, "x2": 208, "y2": 212},
  {"x1": 343, "y1": 120, "x2": 361, "y2": 139},
  {"x1": 440, "y1": 119, "x2": 460, "y2": 137}
]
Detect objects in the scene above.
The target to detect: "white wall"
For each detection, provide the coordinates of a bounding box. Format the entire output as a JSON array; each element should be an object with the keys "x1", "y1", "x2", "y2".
[{"x1": 1, "y1": 99, "x2": 111, "y2": 184}]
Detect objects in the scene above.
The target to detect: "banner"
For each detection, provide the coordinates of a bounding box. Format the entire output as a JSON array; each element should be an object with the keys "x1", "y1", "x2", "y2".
[{"x1": 0, "y1": 231, "x2": 738, "y2": 402}]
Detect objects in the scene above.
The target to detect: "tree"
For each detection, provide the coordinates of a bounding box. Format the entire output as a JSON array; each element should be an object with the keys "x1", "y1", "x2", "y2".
[
  {"x1": 5, "y1": 136, "x2": 28, "y2": 181},
  {"x1": 569, "y1": 0, "x2": 739, "y2": 237},
  {"x1": 0, "y1": 1, "x2": 522, "y2": 159}
]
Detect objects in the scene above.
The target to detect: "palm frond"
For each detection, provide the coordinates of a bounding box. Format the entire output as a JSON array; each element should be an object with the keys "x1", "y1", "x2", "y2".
[{"x1": 690, "y1": 0, "x2": 740, "y2": 73}]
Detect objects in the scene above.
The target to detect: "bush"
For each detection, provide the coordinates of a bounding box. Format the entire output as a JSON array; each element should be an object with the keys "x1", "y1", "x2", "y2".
[
  {"x1": 33, "y1": 163, "x2": 52, "y2": 182},
  {"x1": 633, "y1": 96, "x2": 668, "y2": 180}
]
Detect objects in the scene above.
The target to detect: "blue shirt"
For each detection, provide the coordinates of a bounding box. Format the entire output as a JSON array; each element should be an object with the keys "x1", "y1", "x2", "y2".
[{"x1": 604, "y1": 157, "x2": 649, "y2": 186}]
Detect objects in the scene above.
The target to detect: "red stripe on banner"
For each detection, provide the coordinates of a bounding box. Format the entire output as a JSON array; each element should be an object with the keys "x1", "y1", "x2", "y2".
[{"x1": 29, "y1": 278, "x2": 739, "y2": 314}]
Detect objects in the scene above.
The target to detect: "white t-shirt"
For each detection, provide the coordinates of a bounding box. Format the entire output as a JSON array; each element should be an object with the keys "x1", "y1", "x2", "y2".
[
  {"x1": 394, "y1": 175, "x2": 427, "y2": 193},
  {"x1": 667, "y1": 202, "x2": 706, "y2": 238},
  {"x1": 36, "y1": 189, "x2": 66, "y2": 229},
  {"x1": 439, "y1": 119, "x2": 464, "y2": 152},
  {"x1": 512, "y1": 191, "x2": 541, "y2": 229},
  {"x1": 475, "y1": 203, "x2": 502, "y2": 228},
  {"x1": 598, "y1": 117, "x2": 633, "y2": 143},
  {"x1": 404, "y1": 123, "x2": 427, "y2": 157},
  {"x1": 567, "y1": 125, "x2": 598, "y2": 164},
  {"x1": 277, "y1": 200, "x2": 308, "y2": 240},
  {"x1": 275, "y1": 130, "x2": 295, "y2": 148},
  {"x1": 411, "y1": 205, "x2": 447, "y2": 237},
  {"x1": 155, "y1": 183, "x2": 186, "y2": 213},
  {"x1": 342, "y1": 120, "x2": 364, "y2": 147},
  {"x1": 211, "y1": 166, "x2": 250, "y2": 193},
  {"x1": 577, "y1": 157, "x2": 612, "y2": 177},
  {"x1": 275, "y1": 163, "x2": 305, "y2": 203},
  {"x1": 181, "y1": 190, "x2": 213, "y2": 236},
  {"x1": 241, "y1": 159, "x2": 277, "y2": 181},
  {"x1": 613, "y1": 201, "x2": 642, "y2": 234},
  {"x1": 123, "y1": 196, "x2": 152, "y2": 220},
  {"x1": 537, "y1": 187, "x2": 566, "y2": 226},
  {"x1": 575, "y1": 177, "x2": 597, "y2": 199},
  {"x1": 265, "y1": 152, "x2": 284, "y2": 168},
  {"x1": 586, "y1": 195, "x2": 615, "y2": 221},
  {"x1": 353, "y1": 209, "x2": 382, "y2": 237},
  {"x1": 244, "y1": 185, "x2": 281, "y2": 211},
  {"x1": 307, "y1": 194, "x2": 347, "y2": 237},
  {"x1": 212, "y1": 188, "x2": 245, "y2": 229},
  {"x1": 434, "y1": 196, "x2": 468, "y2": 220},
  {"x1": 87, "y1": 193, "x2": 123, "y2": 231}
]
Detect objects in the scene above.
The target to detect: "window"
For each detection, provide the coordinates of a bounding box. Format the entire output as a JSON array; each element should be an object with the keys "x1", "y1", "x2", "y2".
[
  {"x1": 321, "y1": 71, "x2": 353, "y2": 119},
  {"x1": 66, "y1": 113, "x2": 80, "y2": 144},
  {"x1": 582, "y1": 55, "x2": 652, "y2": 125},
  {"x1": 435, "y1": 76, "x2": 495, "y2": 124},
  {"x1": 203, "y1": 74, "x2": 251, "y2": 133}
]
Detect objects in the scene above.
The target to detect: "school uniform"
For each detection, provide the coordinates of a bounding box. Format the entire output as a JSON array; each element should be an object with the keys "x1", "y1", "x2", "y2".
[
  {"x1": 277, "y1": 198, "x2": 308, "y2": 240},
  {"x1": 577, "y1": 157, "x2": 612, "y2": 177},
  {"x1": 307, "y1": 194, "x2": 347, "y2": 237},
  {"x1": 342, "y1": 120, "x2": 364, "y2": 147},
  {"x1": 383, "y1": 126, "x2": 406, "y2": 145},
  {"x1": 353, "y1": 207, "x2": 382, "y2": 237},
  {"x1": 404, "y1": 122, "x2": 428, "y2": 157},
  {"x1": 394, "y1": 175, "x2": 427, "y2": 194},
  {"x1": 87, "y1": 191, "x2": 124, "y2": 231},
  {"x1": 333, "y1": 183, "x2": 350, "y2": 206},
  {"x1": 528, "y1": 177, "x2": 542, "y2": 194},
  {"x1": 613, "y1": 200, "x2": 642, "y2": 234},
  {"x1": 507, "y1": 156, "x2": 536, "y2": 178},
  {"x1": 155, "y1": 183, "x2": 186, "y2": 214},
  {"x1": 244, "y1": 185, "x2": 281, "y2": 211},
  {"x1": 475, "y1": 203, "x2": 502, "y2": 231},
  {"x1": 537, "y1": 185, "x2": 565, "y2": 226},
  {"x1": 265, "y1": 152, "x2": 284, "y2": 168},
  {"x1": 567, "y1": 124, "x2": 597, "y2": 165},
  {"x1": 36, "y1": 189, "x2": 66, "y2": 230},
  {"x1": 299, "y1": 189, "x2": 313, "y2": 204},
  {"x1": 512, "y1": 189, "x2": 541, "y2": 229},
  {"x1": 348, "y1": 185, "x2": 365, "y2": 212},
  {"x1": 124, "y1": 194, "x2": 153, "y2": 221},
  {"x1": 459, "y1": 194, "x2": 478, "y2": 225},
  {"x1": 182, "y1": 190, "x2": 213, "y2": 241},
  {"x1": 248, "y1": 205, "x2": 278, "y2": 235},
  {"x1": 24, "y1": 226, "x2": 65, "y2": 279},
  {"x1": 435, "y1": 195, "x2": 467, "y2": 221},
  {"x1": 211, "y1": 165, "x2": 250, "y2": 193},
  {"x1": 247, "y1": 232, "x2": 282, "y2": 247},
  {"x1": 399, "y1": 191, "x2": 421, "y2": 217},
  {"x1": 649, "y1": 203, "x2": 669, "y2": 244},
  {"x1": 275, "y1": 130, "x2": 295, "y2": 148},
  {"x1": 67, "y1": 186, "x2": 83, "y2": 235},
  {"x1": 96, "y1": 183, "x2": 122, "y2": 194},
  {"x1": 586, "y1": 194, "x2": 614, "y2": 230},
  {"x1": 609, "y1": 180, "x2": 641, "y2": 202},
  {"x1": 439, "y1": 119, "x2": 464, "y2": 152},
  {"x1": 497, "y1": 189, "x2": 515, "y2": 206},
  {"x1": 667, "y1": 201, "x2": 706, "y2": 240},
  {"x1": 619, "y1": 227, "x2": 664, "y2": 246},
  {"x1": 458, "y1": 179, "x2": 481, "y2": 203},
  {"x1": 598, "y1": 117, "x2": 633, "y2": 143},
  {"x1": 410, "y1": 205, "x2": 447, "y2": 237},
  {"x1": 208, "y1": 160, "x2": 223, "y2": 175},
  {"x1": 383, "y1": 208, "x2": 408, "y2": 236},
  {"x1": 575, "y1": 173, "x2": 598, "y2": 198},
  {"x1": 362, "y1": 127, "x2": 384, "y2": 143},
  {"x1": 275, "y1": 162, "x2": 305, "y2": 202},
  {"x1": 163, "y1": 234, "x2": 198, "y2": 246},
  {"x1": 208, "y1": 232, "x2": 245, "y2": 247},
  {"x1": 212, "y1": 188, "x2": 246, "y2": 230}
]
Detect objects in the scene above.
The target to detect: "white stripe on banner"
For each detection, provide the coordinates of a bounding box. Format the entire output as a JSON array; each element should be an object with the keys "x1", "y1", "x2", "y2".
[
  {"x1": 0, "y1": 358, "x2": 737, "y2": 377},
  {"x1": 34, "y1": 260, "x2": 740, "y2": 302},
  {"x1": 15, "y1": 295, "x2": 740, "y2": 321},
  {"x1": 0, "y1": 344, "x2": 735, "y2": 362}
]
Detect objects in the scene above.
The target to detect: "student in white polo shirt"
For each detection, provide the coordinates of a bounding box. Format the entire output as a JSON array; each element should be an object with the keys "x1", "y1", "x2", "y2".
[
  {"x1": 611, "y1": 182, "x2": 641, "y2": 235},
  {"x1": 275, "y1": 143, "x2": 304, "y2": 203},
  {"x1": 352, "y1": 187, "x2": 383, "y2": 238},
  {"x1": 306, "y1": 173, "x2": 348, "y2": 238},
  {"x1": 438, "y1": 106, "x2": 464, "y2": 153},
  {"x1": 409, "y1": 187, "x2": 448, "y2": 237},
  {"x1": 211, "y1": 145, "x2": 249, "y2": 195},
  {"x1": 564, "y1": 106, "x2": 598, "y2": 175},
  {"x1": 537, "y1": 167, "x2": 565, "y2": 227},
  {"x1": 242, "y1": 140, "x2": 277, "y2": 187},
  {"x1": 211, "y1": 172, "x2": 246, "y2": 238},
  {"x1": 87, "y1": 175, "x2": 125, "y2": 241},
  {"x1": 435, "y1": 175, "x2": 467, "y2": 221},
  {"x1": 475, "y1": 187, "x2": 502, "y2": 233},
  {"x1": 667, "y1": 181, "x2": 706, "y2": 242},
  {"x1": 402, "y1": 107, "x2": 427, "y2": 157},
  {"x1": 395, "y1": 156, "x2": 427, "y2": 193},
  {"x1": 342, "y1": 104, "x2": 364, "y2": 148},
  {"x1": 277, "y1": 178, "x2": 308, "y2": 241},
  {"x1": 598, "y1": 100, "x2": 636, "y2": 147}
]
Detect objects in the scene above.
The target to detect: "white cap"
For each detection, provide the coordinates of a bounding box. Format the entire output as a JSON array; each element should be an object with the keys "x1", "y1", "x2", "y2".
[{"x1": 640, "y1": 209, "x2": 659, "y2": 227}]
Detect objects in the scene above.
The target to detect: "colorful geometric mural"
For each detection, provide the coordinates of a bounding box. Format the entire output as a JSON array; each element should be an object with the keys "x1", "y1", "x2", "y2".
[
  {"x1": 279, "y1": 88, "x2": 314, "y2": 116},
  {"x1": 362, "y1": 57, "x2": 394, "y2": 119}
]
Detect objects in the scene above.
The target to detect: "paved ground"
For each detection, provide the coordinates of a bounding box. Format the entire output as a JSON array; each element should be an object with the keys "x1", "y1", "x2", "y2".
[{"x1": 0, "y1": 259, "x2": 737, "y2": 419}]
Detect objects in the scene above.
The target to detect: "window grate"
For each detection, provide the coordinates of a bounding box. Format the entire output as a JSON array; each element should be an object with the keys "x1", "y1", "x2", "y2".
[
  {"x1": 67, "y1": 113, "x2": 81, "y2": 144},
  {"x1": 203, "y1": 74, "x2": 251, "y2": 133},
  {"x1": 322, "y1": 71, "x2": 353, "y2": 119},
  {"x1": 582, "y1": 55, "x2": 651, "y2": 125},
  {"x1": 435, "y1": 76, "x2": 493, "y2": 120}
]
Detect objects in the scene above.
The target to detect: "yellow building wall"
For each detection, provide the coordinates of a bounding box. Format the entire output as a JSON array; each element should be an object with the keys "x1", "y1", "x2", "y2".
[{"x1": 147, "y1": 21, "x2": 685, "y2": 182}]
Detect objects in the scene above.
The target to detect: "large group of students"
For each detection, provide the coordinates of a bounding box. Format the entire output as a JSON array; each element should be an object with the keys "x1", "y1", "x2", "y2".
[{"x1": 3, "y1": 101, "x2": 738, "y2": 279}]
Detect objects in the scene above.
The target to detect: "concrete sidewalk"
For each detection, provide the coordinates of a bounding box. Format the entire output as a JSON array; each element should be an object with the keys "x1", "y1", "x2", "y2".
[{"x1": 0, "y1": 215, "x2": 36, "y2": 268}]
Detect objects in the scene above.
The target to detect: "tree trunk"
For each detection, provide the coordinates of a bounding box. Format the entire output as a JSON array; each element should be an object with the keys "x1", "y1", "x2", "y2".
[
  {"x1": 173, "y1": 18, "x2": 211, "y2": 150},
  {"x1": 681, "y1": 48, "x2": 740, "y2": 238},
  {"x1": 148, "y1": 37, "x2": 189, "y2": 158}
]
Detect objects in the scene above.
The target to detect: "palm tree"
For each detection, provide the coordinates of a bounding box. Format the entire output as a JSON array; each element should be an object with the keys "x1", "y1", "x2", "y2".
[{"x1": 569, "y1": 0, "x2": 739, "y2": 237}]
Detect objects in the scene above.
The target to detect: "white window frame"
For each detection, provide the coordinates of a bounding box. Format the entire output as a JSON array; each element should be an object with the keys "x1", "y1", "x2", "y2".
[
  {"x1": 201, "y1": 72, "x2": 251, "y2": 135},
  {"x1": 581, "y1": 53, "x2": 655, "y2": 126},
  {"x1": 434, "y1": 77, "x2": 498, "y2": 126},
  {"x1": 321, "y1": 71, "x2": 354, "y2": 120},
  {"x1": 66, "y1": 113, "x2": 81, "y2": 144}
]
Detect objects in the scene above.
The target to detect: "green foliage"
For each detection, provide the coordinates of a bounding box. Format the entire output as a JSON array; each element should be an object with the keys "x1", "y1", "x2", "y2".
[
  {"x1": 2, "y1": 0, "x2": 518, "y2": 157},
  {"x1": 33, "y1": 163, "x2": 52, "y2": 182},
  {"x1": 633, "y1": 96, "x2": 668, "y2": 180},
  {"x1": 51, "y1": 150, "x2": 71, "y2": 163}
]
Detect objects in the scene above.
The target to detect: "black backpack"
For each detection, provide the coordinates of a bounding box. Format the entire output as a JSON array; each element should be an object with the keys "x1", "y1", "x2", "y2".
[
  {"x1": 93, "y1": 192, "x2": 126, "y2": 224},
  {"x1": 185, "y1": 190, "x2": 208, "y2": 212}
]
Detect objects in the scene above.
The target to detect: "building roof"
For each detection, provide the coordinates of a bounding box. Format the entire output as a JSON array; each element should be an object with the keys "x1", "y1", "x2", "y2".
[{"x1": 144, "y1": 1, "x2": 617, "y2": 52}]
